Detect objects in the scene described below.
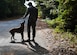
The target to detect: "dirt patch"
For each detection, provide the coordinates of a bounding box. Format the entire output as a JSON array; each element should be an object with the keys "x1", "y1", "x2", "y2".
[
  {"x1": 36, "y1": 19, "x2": 49, "y2": 30},
  {"x1": 44, "y1": 30, "x2": 77, "y2": 55}
]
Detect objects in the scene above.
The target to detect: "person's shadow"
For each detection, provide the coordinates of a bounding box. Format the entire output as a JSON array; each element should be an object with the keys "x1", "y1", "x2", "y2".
[
  {"x1": 28, "y1": 41, "x2": 49, "y2": 55},
  {"x1": 10, "y1": 40, "x2": 49, "y2": 55}
]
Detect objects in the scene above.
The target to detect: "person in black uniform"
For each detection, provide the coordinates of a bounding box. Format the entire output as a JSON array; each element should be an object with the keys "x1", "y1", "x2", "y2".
[{"x1": 23, "y1": 2, "x2": 38, "y2": 41}]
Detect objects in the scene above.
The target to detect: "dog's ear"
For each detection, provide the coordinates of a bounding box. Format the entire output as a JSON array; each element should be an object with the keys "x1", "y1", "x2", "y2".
[
  {"x1": 20, "y1": 21, "x2": 25, "y2": 24},
  {"x1": 23, "y1": 21, "x2": 25, "y2": 23}
]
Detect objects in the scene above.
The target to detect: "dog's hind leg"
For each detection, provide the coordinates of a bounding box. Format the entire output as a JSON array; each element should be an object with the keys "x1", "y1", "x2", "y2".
[
  {"x1": 12, "y1": 33, "x2": 16, "y2": 40},
  {"x1": 11, "y1": 36, "x2": 12, "y2": 41},
  {"x1": 11, "y1": 32, "x2": 15, "y2": 41}
]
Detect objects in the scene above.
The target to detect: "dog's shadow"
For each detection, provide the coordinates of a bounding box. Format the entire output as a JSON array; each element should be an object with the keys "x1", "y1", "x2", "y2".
[
  {"x1": 10, "y1": 41, "x2": 27, "y2": 45},
  {"x1": 10, "y1": 41, "x2": 49, "y2": 55}
]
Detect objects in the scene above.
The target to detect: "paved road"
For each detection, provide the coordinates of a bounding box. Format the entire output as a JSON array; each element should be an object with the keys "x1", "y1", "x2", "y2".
[{"x1": 0, "y1": 18, "x2": 52, "y2": 55}]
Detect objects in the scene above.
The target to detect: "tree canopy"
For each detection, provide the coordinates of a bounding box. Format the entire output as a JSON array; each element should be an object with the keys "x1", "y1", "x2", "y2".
[
  {"x1": 0, "y1": 0, "x2": 25, "y2": 18},
  {"x1": 57, "y1": 0, "x2": 77, "y2": 32}
]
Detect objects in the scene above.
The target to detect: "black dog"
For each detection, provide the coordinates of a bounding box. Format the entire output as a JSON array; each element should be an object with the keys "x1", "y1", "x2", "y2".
[{"x1": 9, "y1": 21, "x2": 25, "y2": 42}]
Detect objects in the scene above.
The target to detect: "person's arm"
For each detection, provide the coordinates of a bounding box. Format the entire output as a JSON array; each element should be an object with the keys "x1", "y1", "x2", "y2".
[{"x1": 23, "y1": 8, "x2": 29, "y2": 19}]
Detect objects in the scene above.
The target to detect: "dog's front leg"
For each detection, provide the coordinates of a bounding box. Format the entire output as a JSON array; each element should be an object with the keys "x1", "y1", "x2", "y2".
[{"x1": 21, "y1": 32, "x2": 24, "y2": 42}]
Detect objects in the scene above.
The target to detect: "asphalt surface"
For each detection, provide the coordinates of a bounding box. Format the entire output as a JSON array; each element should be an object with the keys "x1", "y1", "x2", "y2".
[{"x1": 0, "y1": 18, "x2": 51, "y2": 55}]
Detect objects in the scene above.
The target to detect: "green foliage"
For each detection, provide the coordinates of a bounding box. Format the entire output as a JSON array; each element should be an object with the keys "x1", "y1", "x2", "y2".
[
  {"x1": 45, "y1": 0, "x2": 77, "y2": 46},
  {"x1": 37, "y1": 0, "x2": 59, "y2": 19},
  {"x1": 57, "y1": 0, "x2": 77, "y2": 32},
  {"x1": 46, "y1": 19, "x2": 57, "y2": 28},
  {"x1": 46, "y1": 17, "x2": 65, "y2": 32},
  {"x1": 42, "y1": 0, "x2": 77, "y2": 32},
  {"x1": 0, "y1": 0, "x2": 25, "y2": 19}
]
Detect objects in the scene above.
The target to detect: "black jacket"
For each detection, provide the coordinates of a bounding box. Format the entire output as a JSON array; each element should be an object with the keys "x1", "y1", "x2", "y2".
[{"x1": 25, "y1": 6, "x2": 38, "y2": 23}]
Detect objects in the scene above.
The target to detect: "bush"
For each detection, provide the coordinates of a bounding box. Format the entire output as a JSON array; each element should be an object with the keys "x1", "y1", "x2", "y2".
[{"x1": 46, "y1": 16, "x2": 65, "y2": 32}]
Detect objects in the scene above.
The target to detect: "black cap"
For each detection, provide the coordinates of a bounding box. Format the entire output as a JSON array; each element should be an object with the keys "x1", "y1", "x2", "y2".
[
  {"x1": 28, "y1": 2, "x2": 32, "y2": 6},
  {"x1": 26, "y1": 0, "x2": 29, "y2": 1}
]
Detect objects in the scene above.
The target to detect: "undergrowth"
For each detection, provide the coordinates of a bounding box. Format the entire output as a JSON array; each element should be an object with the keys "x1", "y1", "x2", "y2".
[{"x1": 45, "y1": 18, "x2": 77, "y2": 47}]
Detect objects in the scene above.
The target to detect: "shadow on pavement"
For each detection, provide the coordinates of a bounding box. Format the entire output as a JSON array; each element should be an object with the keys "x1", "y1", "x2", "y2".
[
  {"x1": 10, "y1": 41, "x2": 49, "y2": 55},
  {"x1": 28, "y1": 41, "x2": 49, "y2": 55}
]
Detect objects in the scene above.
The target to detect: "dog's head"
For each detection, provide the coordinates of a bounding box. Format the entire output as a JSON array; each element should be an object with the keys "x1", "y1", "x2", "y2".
[{"x1": 21, "y1": 21, "x2": 25, "y2": 26}]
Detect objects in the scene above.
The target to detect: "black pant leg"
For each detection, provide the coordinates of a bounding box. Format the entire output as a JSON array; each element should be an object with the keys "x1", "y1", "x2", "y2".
[{"x1": 32, "y1": 24, "x2": 36, "y2": 40}]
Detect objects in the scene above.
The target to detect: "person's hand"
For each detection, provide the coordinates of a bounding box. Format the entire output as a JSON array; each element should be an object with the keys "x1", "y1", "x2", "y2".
[{"x1": 22, "y1": 16, "x2": 25, "y2": 19}]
